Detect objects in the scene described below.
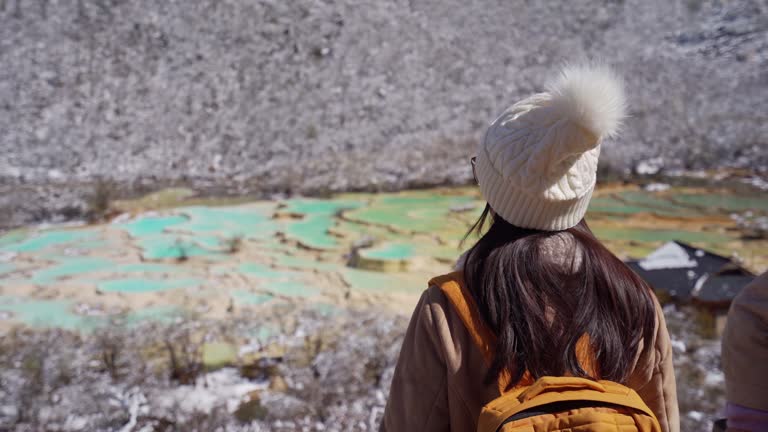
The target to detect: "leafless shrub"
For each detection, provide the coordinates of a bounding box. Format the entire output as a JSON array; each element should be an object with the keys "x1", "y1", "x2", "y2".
[
  {"x1": 163, "y1": 326, "x2": 203, "y2": 385},
  {"x1": 85, "y1": 179, "x2": 116, "y2": 223},
  {"x1": 94, "y1": 324, "x2": 130, "y2": 381}
]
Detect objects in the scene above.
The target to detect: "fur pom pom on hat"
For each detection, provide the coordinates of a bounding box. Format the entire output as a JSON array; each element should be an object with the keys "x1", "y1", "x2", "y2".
[{"x1": 475, "y1": 63, "x2": 626, "y2": 231}]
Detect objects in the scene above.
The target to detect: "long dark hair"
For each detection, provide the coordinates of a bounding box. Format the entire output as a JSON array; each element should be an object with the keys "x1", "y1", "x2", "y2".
[{"x1": 462, "y1": 204, "x2": 656, "y2": 386}]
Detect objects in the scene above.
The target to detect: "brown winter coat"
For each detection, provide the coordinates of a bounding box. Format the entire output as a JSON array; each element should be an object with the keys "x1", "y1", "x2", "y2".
[
  {"x1": 381, "y1": 271, "x2": 680, "y2": 432},
  {"x1": 722, "y1": 270, "x2": 768, "y2": 412}
]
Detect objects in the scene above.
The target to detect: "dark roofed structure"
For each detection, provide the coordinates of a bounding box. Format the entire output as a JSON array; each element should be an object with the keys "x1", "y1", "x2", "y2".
[
  {"x1": 626, "y1": 262, "x2": 698, "y2": 301},
  {"x1": 693, "y1": 273, "x2": 755, "y2": 305},
  {"x1": 626, "y1": 241, "x2": 744, "y2": 303},
  {"x1": 674, "y1": 242, "x2": 733, "y2": 274},
  {"x1": 626, "y1": 241, "x2": 755, "y2": 336}
]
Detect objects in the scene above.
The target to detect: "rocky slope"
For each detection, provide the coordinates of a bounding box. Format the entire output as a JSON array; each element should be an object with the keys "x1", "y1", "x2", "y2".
[{"x1": 1, "y1": 0, "x2": 766, "y2": 226}]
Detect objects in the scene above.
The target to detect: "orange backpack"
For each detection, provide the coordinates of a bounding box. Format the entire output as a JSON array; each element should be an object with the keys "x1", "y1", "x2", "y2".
[{"x1": 430, "y1": 272, "x2": 662, "y2": 432}]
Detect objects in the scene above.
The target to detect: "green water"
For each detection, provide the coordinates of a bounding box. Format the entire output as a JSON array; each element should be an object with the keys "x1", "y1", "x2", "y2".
[
  {"x1": 120, "y1": 215, "x2": 188, "y2": 237},
  {"x1": 345, "y1": 195, "x2": 476, "y2": 233},
  {"x1": 592, "y1": 227, "x2": 731, "y2": 244},
  {"x1": 615, "y1": 191, "x2": 697, "y2": 216},
  {"x1": 281, "y1": 199, "x2": 363, "y2": 215},
  {"x1": 116, "y1": 263, "x2": 181, "y2": 274},
  {"x1": 0, "y1": 296, "x2": 97, "y2": 330},
  {"x1": 333, "y1": 219, "x2": 422, "y2": 248},
  {"x1": 333, "y1": 219, "x2": 462, "y2": 262},
  {"x1": 195, "y1": 235, "x2": 225, "y2": 250},
  {"x1": 98, "y1": 278, "x2": 200, "y2": 293},
  {"x1": 334, "y1": 219, "x2": 390, "y2": 236},
  {"x1": 0, "y1": 295, "x2": 181, "y2": 330},
  {"x1": 120, "y1": 208, "x2": 275, "y2": 259},
  {"x1": 672, "y1": 194, "x2": 768, "y2": 213},
  {"x1": 239, "y1": 262, "x2": 321, "y2": 297},
  {"x1": 136, "y1": 237, "x2": 216, "y2": 260},
  {"x1": 588, "y1": 196, "x2": 655, "y2": 215},
  {"x1": 31, "y1": 257, "x2": 116, "y2": 285},
  {"x1": 377, "y1": 194, "x2": 473, "y2": 207},
  {"x1": 280, "y1": 199, "x2": 364, "y2": 250},
  {"x1": 0, "y1": 262, "x2": 15, "y2": 277},
  {"x1": 0, "y1": 230, "x2": 27, "y2": 247},
  {"x1": 119, "y1": 214, "x2": 225, "y2": 259},
  {"x1": 361, "y1": 243, "x2": 415, "y2": 260},
  {"x1": 342, "y1": 268, "x2": 423, "y2": 293},
  {"x1": 284, "y1": 215, "x2": 342, "y2": 249},
  {"x1": 407, "y1": 200, "x2": 479, "y2": 223},
  {"x1": 1, "y1": 230, "x2": 98, "y2": 253},
  {"x1": 177, "y1": 205, "x2": 277, "y2": 240},
  {"x1": 232, "y1": 291, "x2": 274, "y2": 305}
]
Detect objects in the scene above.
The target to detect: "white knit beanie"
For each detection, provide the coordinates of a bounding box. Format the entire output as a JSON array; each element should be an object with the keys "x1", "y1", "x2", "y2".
[{"x1": 475, "y1": 63, "x2": 626, "y2": 231}]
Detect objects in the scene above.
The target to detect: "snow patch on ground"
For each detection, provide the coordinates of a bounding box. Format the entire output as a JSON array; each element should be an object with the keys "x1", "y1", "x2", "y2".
[
  {"x1": 152, "y1": 368, "x2": 266, "y2": 414},
  {"x1": 644, "y1": 183, "x2": 670, "y2": 192}
]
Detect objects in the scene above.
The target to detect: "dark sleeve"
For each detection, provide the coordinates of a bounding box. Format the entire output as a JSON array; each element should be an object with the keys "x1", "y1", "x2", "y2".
[{"x1": 380, "y1": 290, "x2": 450, "y2": 432}]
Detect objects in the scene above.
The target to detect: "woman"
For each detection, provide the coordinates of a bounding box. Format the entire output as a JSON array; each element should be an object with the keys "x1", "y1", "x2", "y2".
[{"x1": 381, "y1": 64, "x2": 679, "y2": 432}]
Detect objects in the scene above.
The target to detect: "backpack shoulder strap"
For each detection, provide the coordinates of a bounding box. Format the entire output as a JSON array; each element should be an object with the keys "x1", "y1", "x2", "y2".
[
  {"x1": 429, "y1": 272, "x2": 518, "y2": 393},
  {"x1": 429, "y1": 272, "x2": 495, "y2": 363}
]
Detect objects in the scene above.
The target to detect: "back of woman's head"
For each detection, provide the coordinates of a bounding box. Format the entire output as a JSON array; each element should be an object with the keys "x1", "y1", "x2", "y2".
[
  {"x1": 463, "y1": 206, "x2": 656, "y2": 386},
  {"x1": 466, "y1": 62, "x2": 656, "y2": 385}
]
